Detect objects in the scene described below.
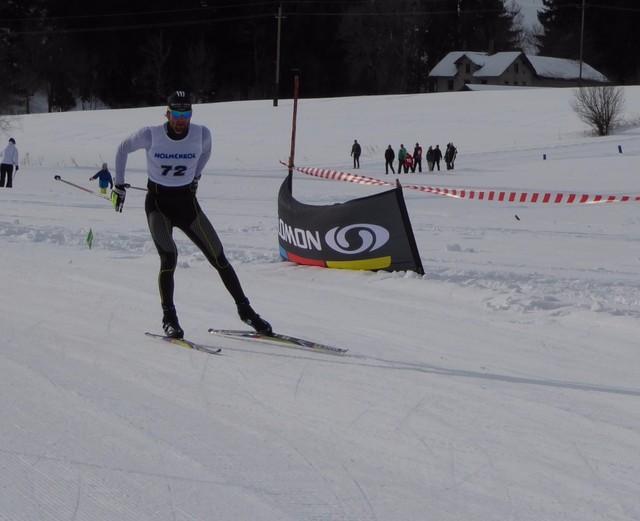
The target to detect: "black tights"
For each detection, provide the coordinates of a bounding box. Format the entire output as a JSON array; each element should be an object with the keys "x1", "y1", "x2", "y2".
[{"x1": 145, "y1": 186, "x2": 246, "y2": 310}]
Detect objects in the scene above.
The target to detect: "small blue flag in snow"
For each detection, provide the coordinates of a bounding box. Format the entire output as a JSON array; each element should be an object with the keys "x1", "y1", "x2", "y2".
[{"x1": 87, "y1": 228, "x2": 94, "y2": 249}]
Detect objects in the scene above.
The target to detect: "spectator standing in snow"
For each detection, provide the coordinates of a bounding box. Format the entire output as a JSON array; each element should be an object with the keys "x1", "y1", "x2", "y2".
[
  {"x1": 445, "y1": 143, "x2": 458, "y2": 170},
  {"x1": 426, "y1": 146, "x2": 435, "y2": 171},
  {"x1": 384, "y1": 145, "x2": 395, "y2": 174},
  {"x1": 113, "y1": 90, "x2": 272, "y2": 340},
  {"x1": 0, "y1": 138, "x2": 19, "y2": 188},
  {"x1": 412, "y1": 143, "x2": 423, "y2": 172},
  {"x1": 351, "y1": 139, "x2": 361, "y2": 169},
  {"x1": 397, "y1": 144, "x2": 407, "y2": 174},
  {"x1": 90, "y1": 163, "x2": 114, "y2": 194},
  {"x1": 433, "y1": 144, "x2": 442, "y2": 171},
  {"x1": 404, "y1": 152, "x2": 413, "y2": 173}
]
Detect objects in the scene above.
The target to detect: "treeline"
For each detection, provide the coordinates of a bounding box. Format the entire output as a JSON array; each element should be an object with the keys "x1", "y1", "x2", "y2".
[
  {"x1": 536, "y1": 0, "x2": 640, "y2": 85},
  {"x1": 0, "y1": 1, "x2": 638, "y2": 113}
]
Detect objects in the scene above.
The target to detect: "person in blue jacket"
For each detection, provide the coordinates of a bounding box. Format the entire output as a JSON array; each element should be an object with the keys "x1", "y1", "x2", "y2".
[{"x1": 90, "y1": 163, "x2": 113, "y2": 194}]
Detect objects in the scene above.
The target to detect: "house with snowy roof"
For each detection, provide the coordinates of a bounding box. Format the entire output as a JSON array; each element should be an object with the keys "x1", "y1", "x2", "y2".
[{"x1": 428, "y1": 51, "x2": 609, "y2": 92}]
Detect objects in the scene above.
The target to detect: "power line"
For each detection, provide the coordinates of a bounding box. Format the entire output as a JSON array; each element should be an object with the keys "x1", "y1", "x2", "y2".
[
  {"x1": 10, "y1": 13, "x2": 274, "y2": 36},
  {"x1": 4, "y1": 1, "x2": 639, "y2": 36}
]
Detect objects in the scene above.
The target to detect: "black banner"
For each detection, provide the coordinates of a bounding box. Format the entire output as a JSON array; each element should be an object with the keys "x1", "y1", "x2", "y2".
[{"x1": 278, "y1": 173, "x2": 424, "y2": 274}]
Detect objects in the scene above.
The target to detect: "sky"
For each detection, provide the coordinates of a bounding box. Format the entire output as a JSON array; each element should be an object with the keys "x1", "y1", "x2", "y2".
[
  {"x1": 512, "y1": 0, "x2": 543, "y2": 29},
  {"x1": 1, "y1": 84, "x2": 640, "y2": 521}
]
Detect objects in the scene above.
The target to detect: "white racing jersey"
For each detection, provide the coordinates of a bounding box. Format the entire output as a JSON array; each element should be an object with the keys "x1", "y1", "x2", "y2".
[{"x1": 115, "y1": 122, "x2": 212, "y2": 187}]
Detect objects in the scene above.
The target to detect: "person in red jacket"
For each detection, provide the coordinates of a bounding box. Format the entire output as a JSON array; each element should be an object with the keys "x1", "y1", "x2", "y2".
[{"x1": 404, "y1": 152, "x2": 413, "y2": 173}]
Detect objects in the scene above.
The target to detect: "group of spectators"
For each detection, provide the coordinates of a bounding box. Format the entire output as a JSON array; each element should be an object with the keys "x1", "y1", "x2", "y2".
[
  {"x1": 383, "y1": 142, "x2": 457, "y2": 174},
  {"x1": 350, "y1": 139, "x2": 458, "y2": 174}
]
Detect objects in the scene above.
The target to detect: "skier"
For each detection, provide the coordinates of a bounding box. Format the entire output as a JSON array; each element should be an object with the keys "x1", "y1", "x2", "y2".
[
  {"x1": 89, "y1": 163, "x2": 113, "y2": 194},
  {"x1": 0, "y1": 138, "x2": 19, "y2": 188},
  {"x1": 113, "y1": 90, "x2": 272, "y2": 339}
]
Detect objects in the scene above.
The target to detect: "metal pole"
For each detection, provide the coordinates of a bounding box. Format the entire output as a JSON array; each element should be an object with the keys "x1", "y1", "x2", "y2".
[
  {"x1": 578, "y1": 0, "x2": 586, "y2": 84},
  {"x1": 273, "y1": 3, "x2": 283, "y2": 107}
]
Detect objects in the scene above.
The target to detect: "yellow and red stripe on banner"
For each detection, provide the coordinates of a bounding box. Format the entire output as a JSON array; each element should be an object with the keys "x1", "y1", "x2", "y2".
[
  {"x1": 280, "y1": 245, "x2": 392, "y2": 270},
  {"x1": 292, "y1": 165, "x2": 640, "y2": 204}
]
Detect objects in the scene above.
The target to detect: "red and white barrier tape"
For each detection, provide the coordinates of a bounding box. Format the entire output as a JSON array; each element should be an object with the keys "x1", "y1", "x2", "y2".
[{"x1": 293, "y1": 165, "x2": 640, "y2": 204}]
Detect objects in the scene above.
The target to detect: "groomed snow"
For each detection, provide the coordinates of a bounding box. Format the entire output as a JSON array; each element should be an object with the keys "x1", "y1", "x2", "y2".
[{"x1": 1, "y1": 86, "x2": 639, "y2": 520}]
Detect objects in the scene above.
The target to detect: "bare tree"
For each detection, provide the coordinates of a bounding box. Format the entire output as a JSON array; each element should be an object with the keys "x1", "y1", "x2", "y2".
[
  {"x1": 186, "y1": 37, "x2": 215, "y2": 103},
  {"x1": 13, "y1": 33, "x2": 47, "y2": 114},
  {"x1": 570, "y1": 85, "x2": 625, "y2": 136},
  {"x1": 137, "y1": 32, "x2": 172, "y2": 105}
]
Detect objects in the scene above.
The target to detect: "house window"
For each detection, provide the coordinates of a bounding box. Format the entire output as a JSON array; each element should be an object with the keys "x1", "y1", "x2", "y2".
[
  {"x1": 514, "y1": 63, "x2": 519, "y2": 74},
  {"x1": 448, "y1": 80, "x2": 454, "y2": 91},
  {"x1": 465, "y1": 63, "x2": 471, "y2": 73}
]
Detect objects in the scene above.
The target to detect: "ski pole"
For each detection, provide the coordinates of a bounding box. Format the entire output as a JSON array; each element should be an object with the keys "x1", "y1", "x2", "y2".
[
  {"x1": 124, "y1": 183, "x2": 147, "y2": 191},
  {"x1": 53, "y1": 174, "x2": 111, "y2": 200}
]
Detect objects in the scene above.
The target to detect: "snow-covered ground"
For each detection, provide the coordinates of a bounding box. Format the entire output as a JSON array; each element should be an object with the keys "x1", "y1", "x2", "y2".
[{"x1": 1, "y1": 87, "x2": 639, "y2": 521}]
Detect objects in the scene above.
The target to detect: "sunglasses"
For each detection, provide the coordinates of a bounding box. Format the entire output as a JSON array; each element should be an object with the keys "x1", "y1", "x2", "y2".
[{"x1": 170, "y1": 110, "x2": 192, "y2": 118}]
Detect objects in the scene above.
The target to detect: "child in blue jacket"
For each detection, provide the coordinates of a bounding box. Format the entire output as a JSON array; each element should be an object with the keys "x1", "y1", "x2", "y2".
[{"x1": 90, "y1": 163, "x2": 113, "y2": 194}]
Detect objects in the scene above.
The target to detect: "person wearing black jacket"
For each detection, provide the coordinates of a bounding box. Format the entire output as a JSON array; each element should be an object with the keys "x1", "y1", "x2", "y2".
[
  {"x1": 351, "y1": 139, "x2": 361, "y2": 169},
  {"x1": 445, "y1": 142, "x2": 458, "y2": 170},
  {"x1": 433, "y1": 144, "x2": 443, "y2": 171},
  {"x1": 426, "y1": 146, "x2": 435, "y2": 171},
  {"x1": 384, "y1": 145, "x2": 395, "y2": 174},
  {"x1": 412, "y1": 143, "x2": 423, "y2": 172}
]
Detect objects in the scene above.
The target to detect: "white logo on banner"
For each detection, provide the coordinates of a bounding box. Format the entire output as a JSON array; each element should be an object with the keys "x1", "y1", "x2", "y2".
[{"x1": 325, "y1": 224, "x2": 390, "y2": 255}]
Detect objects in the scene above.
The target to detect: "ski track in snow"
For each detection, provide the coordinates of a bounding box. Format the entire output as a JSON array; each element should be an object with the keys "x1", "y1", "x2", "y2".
[{"x1": 4, "y1": 214, "x2": 638, "y2": 319}]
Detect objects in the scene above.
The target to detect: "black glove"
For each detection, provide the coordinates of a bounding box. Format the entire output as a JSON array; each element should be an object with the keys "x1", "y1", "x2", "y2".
[
  {"x1": 190, "y1": 178, "x2": 199, "y2": 193},
  {"x1": 15, "y1": 165, "x2": 19, "y2": 171},
  {"x1": 111, "y1": 184, "x2": 126, "y2": 212}
]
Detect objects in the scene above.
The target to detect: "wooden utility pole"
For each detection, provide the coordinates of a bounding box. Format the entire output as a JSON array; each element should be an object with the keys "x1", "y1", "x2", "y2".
[
  {"x1": 273, "y1": 3, "x2": 283, "y2": 107},
  {"x1": 578, "y1": 0, "x2": 586, "y2": 84}
]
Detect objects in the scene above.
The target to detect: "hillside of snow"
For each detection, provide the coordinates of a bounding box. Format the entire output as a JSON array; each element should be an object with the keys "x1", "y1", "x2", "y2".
[{"x1": 1, "y1": 86, "x2": 640, "y2": 521}]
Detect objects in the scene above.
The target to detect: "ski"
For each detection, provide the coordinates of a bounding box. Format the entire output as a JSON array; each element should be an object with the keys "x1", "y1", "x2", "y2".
[
  {"x1": 145, "y1": 332, "x2": 222, "y2": 355},
  {"x1": 208, "y1": 328, "x2": 348, "y2": 356}
]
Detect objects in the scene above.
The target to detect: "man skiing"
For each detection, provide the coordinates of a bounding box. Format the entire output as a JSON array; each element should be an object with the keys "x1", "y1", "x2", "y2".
[{"x1": 113, "y1": 90, "x2": 272, "y2": 339}]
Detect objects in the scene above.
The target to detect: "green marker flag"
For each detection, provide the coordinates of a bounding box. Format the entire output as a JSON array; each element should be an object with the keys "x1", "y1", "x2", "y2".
[{"x1": 86, "y1": 228, "x2": 94, "y2": 249}]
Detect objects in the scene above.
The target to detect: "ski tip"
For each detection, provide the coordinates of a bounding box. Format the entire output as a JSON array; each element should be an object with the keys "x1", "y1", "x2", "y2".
[
  {"x1": 209, "y1": 328, "x2": 348, "y2": 355},
  {"x1": 146, "y1": 331, "x2": 223, "y2": 355}
]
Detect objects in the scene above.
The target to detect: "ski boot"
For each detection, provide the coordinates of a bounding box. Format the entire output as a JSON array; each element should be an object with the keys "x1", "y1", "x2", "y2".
[
  {"x1": 162, "y1": 306, "x2": 184, "y2": 339},
  {"x1": 237, "y1": 299, "x2": 272, "y2": 335}
]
